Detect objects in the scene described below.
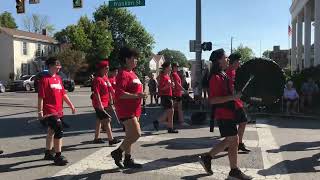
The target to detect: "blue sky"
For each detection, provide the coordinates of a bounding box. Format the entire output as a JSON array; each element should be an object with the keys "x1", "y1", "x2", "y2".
[{"x1": 0, "y1": 0, "x2": 292, "y2": 59}]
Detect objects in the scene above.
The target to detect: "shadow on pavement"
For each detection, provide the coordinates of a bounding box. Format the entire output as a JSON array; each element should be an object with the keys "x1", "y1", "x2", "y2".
[
  {"x1": 267, "y1": 141, "x2": 320, "y2": 153},
  {"x1": 0, "y1": 143, "x2": 101, "y2": 161},
  {"x1": 258, "y1": 152, "x2": 320, "y2": 176},
  {"x1": 0, "y1": 159, "x2": 51, "y2": 173},
  {"x1": 36, "y1": 169, "x2": 120, "y2": 180},
  {"x1": 141, "y1": 136, "x2": 221, "y2": 150},
  {"x1": 260, "y1": 118, "x2": 320, "y2": 130}
]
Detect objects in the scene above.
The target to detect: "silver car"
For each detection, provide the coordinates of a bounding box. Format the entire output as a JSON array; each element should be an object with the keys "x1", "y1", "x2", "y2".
[{"x1": 10, "y1": 75, "x2": 35, "y2": 91}]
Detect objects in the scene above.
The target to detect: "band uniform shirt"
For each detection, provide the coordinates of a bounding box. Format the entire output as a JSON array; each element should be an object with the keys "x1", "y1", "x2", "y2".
[
  {"x1": 171, "y1": 72, "x2": 183, "y2": 97},
  {"x1": 38, "y1": 74, "x2": 66, "y2": 117},
  {"x1": 226, "y1": 67, "x2": 244, "y2": 109},
  {"x1": 92, "y1": 76, "x2": 110, "y2": 109},
  {"x1": 115, "y1": 69, "x2": 143, "y2": 118},
  {"x1": 158, "y1": 74, "x2": 172, "y2": 96},
  {"x1": 209, "y1": 73, "x2": 235, "y2": 120}
]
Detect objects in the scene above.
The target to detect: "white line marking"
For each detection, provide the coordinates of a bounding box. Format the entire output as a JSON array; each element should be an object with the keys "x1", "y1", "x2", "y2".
[{"x1": 256, "y1": 119, "x2": 291, "y2": 180}]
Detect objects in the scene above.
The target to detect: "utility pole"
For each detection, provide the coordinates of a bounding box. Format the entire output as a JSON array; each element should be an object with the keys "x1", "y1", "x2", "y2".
[
  {"x1": 195, "y1": 0, "x2": 202, "y2": 93},
  {"x1": 231, "y1": 36, "x2": 234, "y2": 54}
]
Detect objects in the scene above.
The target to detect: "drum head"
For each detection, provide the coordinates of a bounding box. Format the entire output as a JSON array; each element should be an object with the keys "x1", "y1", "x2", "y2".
[{"x1": 235, "y1": 58, "x2": 286, "y2": 105}]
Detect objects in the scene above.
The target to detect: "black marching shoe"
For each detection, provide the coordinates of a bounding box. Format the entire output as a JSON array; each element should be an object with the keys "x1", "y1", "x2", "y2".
[
  {"x1": 238, "y1": 143, "x2": 251, "y2": 153},
  {"x1": 0, "y1": 150, "x2": 3, "y2": 155},
  {"x1": 168, "y1": 128, "x2": 179, "y2": 134},
  {"x1": 228, "y1": 168, "x2": 253, "y2": 180},
  {"x1": 44, "y1": 149, "x2": 55, "y2": 160},
  {"x1": 93, "y1": 138, "x2": 105, "y2": 144},
  {"x1": 109, "y1": 138, "x2": 121, "y2": 146},
  {"x1": 111, "y1": 149, "x2": 124, "y2": 169},
  {"x1": 54, "y1": 155, "x2": 69, "y2": 166},
  {"x1": 123, "y1": 154, "x2": 142, "y2": 169},
  {"x1": 199, "y1": 154, "x2": 213, "y2": 175},
  {"x1": 153, "y1": 120, "x2": 159, "y2": 131}
]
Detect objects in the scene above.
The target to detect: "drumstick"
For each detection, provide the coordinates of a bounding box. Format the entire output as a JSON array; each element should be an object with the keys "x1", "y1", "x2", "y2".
[
  {"x1": 27, "y1": 112, "x2": 60, "y2": 124},
  {"x1": 241, "y1": 75, "x2": 255, "y2": 92}
]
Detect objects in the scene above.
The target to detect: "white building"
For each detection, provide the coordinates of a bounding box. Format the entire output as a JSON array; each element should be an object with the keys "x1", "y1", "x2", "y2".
[
  {"x1": 290, "y1": 0, "x2": 320, "y2": 72},
  {"x1": 0, "y1": 27, "x2": 59, "y2": 81},
  {"x1": 149, "y1": 54, "x2": 165, "y2": 76}
]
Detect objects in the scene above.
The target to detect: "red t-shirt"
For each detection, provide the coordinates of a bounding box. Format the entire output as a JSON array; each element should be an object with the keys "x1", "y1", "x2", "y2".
[
  {"x1": 158, "y1": 74, "x2": 172, "y2": 96},
  {"x1": 38, "y1": 74, "x2": 66, "y2": 117},
  {"x1": 115, "y1": 70, "x2": 143, "y2": 118},
  {"x1": 171, "y1": 72, "x2": 182, "y2": 97},
  {"x1": 92, "y1": 76, "x2": 110, "y2": 108},
  {"x1": 225, "y1": 68, "x2": 243, "y2": 109},
  {"x1": 209, "y1": 74, "x2": 235, "y2": 120},
  {"x1": 109, "y1": 76, "x2": 116, "y2": 90}
]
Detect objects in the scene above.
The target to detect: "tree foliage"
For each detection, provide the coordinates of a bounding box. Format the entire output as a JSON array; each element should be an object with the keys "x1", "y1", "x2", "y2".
[
  {"x1": 0, "y1": 11, "x2": 17, "y2": 29},
  {"x1": 94, "y1": 5, "x2": 154, "y2": 77},
  {"x1": 23, "y1": 14, "x2": 55, "y2": 35},
  {"x1": 262, "y1": 50, "x2": 272, "y2": 59},
  {"x1": 157, "y1": 49, "x2": 188, "y2": 67},
  {"x1": 54, "y1": 16, "x2": 113, "y2": 70},
  {"x1": 56, "y1": 48, "x2": 86, "y2": 78},
  {"x1": 233, "y1": 44, "x2": 255, "y2": 63}
]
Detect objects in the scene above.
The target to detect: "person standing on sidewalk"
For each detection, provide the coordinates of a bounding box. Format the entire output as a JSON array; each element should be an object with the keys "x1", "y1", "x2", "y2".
[
  {"x1": 148, "y1": 74, "x2": 158, "y2": 105},
  {"x1": 171, "y1": 62, "x2": 188, "y2": 126},
  {"x1": 225, "y1": 53, "x2": 251, "y2": 153},
  {"x1": 198, "y1": 49, "x2": 252, "y2": 180},
  {"x1": 153, "y1": 61, "x2": 179, "y2": 133},
  {"x1": 91, "y1": 60, "x2": 121, "y2": 146},
  {"x1": 111, "y1": 47, "x2": 147, "y2": 169},
  {"x1": 38, "y1": 57, "x2": 76, "y2": 166}
]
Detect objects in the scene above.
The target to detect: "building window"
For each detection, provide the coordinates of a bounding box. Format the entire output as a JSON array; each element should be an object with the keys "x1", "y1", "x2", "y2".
[
  {"x1": 23, "y1": 42, "x2": 28, "y2": 55},
  {"x1": 36, "y1": 44, "x2": 41, "y2": 57}
]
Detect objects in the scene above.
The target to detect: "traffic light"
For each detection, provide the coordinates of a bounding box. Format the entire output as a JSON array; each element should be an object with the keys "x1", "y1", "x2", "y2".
[
  {"x1": 202, "y1": 42, "x2": 212, "y2": 51},
  {"x1": 73, "y1": 0, "x2": 83, "y2": 8},
  {"x1": 16, "y1": 0, "x2": 25, "y2": 14}
]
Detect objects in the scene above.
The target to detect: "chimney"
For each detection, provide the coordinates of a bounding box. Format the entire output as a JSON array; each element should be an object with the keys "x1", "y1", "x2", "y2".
[{"x1": 42, "y1": 29, "x2": 47, "y2": 36}]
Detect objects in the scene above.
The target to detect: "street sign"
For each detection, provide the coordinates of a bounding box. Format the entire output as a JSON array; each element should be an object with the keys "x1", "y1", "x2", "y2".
[
  {"x1": 29, "y1": 0, "x2": 39, "y2": 4},
  {"x1": 109, "y1": 0, "x2": 145, "y2": 8}
]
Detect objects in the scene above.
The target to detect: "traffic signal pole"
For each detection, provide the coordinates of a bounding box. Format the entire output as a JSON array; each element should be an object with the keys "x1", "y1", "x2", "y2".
[{"x1": 195, "y1": 0, "x2": 202, "y2": 93}]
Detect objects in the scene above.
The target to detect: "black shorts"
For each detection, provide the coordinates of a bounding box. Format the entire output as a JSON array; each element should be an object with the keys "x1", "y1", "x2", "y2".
[
  {"x1": 217, "y1": 119, "x2": 238, "y2": 137},
  {"x1": 172, "y1": 96, "x2": 182, "y2": 102},
  {"x1": 95, "y1": 108, "x2": 111, "y2": 120},
  {"x1": 119, "y1": 116, "x2": 135, "y2": 122},
  {"x1": 43, "y1": 116, "x2": 63, "y2": 130},
  {"x1": 235, "y1": 108, "x2": 248, "y2": 124},
  {"x1": 160, "y1": 96, "x2": 173, "y2": 109}
]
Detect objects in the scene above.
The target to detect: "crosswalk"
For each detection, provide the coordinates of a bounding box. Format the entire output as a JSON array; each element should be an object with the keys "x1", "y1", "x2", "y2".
[{"x1": 52, "y1": 120, "x2": 291, "y2": 180}]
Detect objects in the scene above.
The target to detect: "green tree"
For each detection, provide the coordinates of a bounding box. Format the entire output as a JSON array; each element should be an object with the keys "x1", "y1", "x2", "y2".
[
  {"x1": 233, "y1": 44, "x2": 254, "y2": 63},
  {"x1": 157, "y1": 49, "x2": 188, "y2": 67},
  {"x1": 23, "y1": 14, "x2": 55, "y2": 35},
  {"x1": 54, "y1": 16, "x2": 113, "y2": 69},
  {"x1": 0, "y1": 11, "x2": 17, "y2": 29},
  {"x1": 94, "y1": 5, "x2": 154, "y2": 78},
  {"x1": 56, "y1": 48, "x2": 86, "y2": 78},
  {"x1": 262, "y1": 50, "x2": 271, "y2": 59}
]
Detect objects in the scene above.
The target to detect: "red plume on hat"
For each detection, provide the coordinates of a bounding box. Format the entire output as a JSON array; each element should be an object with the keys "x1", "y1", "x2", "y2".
[{"x1": 96, "y1": 59, "x2": 109, "y2": 68}]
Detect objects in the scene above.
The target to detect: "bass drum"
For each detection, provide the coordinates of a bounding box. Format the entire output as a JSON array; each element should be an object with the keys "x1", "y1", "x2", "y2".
[{"x1": 234, "y1": 58, "x2": 286, "y2": 105}]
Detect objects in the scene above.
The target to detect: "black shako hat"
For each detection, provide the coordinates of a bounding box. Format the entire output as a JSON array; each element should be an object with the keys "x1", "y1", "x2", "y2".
[
  {"x1": 209, "y1": 48, "x2": 225, "y2": 62},
  {"x1": 229, "y1": 52, "x2": 242, "y2": 64}
]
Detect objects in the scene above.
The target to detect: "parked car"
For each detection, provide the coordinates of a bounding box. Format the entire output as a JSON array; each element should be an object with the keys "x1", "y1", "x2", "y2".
[
  {"x1": 34, "y1": 70, "x2": 75, "y2": 92},
  {"x1": 0, "y1": 80, "x2": 6, "y2": 93},
  {"x1": 10, "y1": 75, "x2": 35, "y2": 91}
]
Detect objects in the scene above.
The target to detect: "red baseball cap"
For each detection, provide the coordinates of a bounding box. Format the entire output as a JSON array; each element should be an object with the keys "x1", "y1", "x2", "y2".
[{"x1": 96, "y1": 60, "x2": 109, "y2": 68}]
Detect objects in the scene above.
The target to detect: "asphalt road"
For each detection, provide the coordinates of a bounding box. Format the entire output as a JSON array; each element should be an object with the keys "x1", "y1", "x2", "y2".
[{"x1": 0, "y1": 87, "x2": 319, "y2": 180}]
